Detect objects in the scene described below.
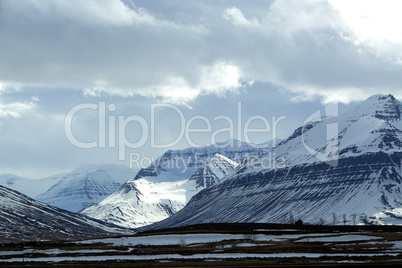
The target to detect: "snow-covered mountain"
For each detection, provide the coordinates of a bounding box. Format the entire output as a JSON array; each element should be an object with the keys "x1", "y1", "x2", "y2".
[
  {"x1": 133, "y1": 139, "x2": 272, "y2": 183},
  {"x1": 142, "y1": 94, "x2": 402, "y2": 230},
  {"x1": 0, "y1": 173, "x2": 64, "y2": 198},
  {"x1": 37, "y1": 164, "x2": 136, "y2": 213},
  {"x1": 0, "y1": 185, "x2": 133, "y2": 243},
  {"x1": 81, "y1": 154, "x2": 239, "y2": 228},
  {"x1": 188, "y1": 152, "x2": 239, "y2": 188}
]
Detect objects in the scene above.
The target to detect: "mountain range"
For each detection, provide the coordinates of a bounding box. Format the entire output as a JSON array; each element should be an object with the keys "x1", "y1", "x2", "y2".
[
  {"x1": 81, "y1": 140, "x2": 276, "y2": 228},
  {"x1": 0, "y1": 164, "x2": 137, "y2": 214},
  {"x1": 141, "y1": 94, "x2": 402, "y2": 230},
  {"x1": 82, "y1": 153, "x2": 240, "y2": 228},
  {"x1": 3, "y1": 93, "x2": 402, "y2": 239}
]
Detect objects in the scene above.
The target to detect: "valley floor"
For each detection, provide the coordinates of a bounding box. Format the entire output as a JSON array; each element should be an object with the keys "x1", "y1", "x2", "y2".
[{"x1": 1, "y1": 223, "x2": 402, "y2": 267}]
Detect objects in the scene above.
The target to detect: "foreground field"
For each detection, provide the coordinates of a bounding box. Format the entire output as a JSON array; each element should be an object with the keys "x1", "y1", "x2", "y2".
[{"x1": 1, "y1": 223, "x2": 402, "y2": 267}]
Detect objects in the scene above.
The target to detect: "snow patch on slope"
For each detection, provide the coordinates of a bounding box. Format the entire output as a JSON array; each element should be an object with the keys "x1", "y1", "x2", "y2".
[{"x1": 370, "y1": 208, "x2": 402, "y2": 225}]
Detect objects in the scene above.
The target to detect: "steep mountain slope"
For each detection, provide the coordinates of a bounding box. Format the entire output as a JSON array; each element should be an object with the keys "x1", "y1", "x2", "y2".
[
  {"x1": 0, "y1": 173, "x2": 64, "y2": 198},
  {"x1": 133, "y1": 139, "x2": 274, "y2": 183},
  {"x1": 81, "y1": 154, "x2": 238, "y2": 228},
  {"x1": 0, "y1": 185, "x2": 133, "y2": 243},
  {"x1": 188, "y1": 153, "x2": 239, "y2": 188},
  {"x1": 143, "y1": 94, "x2": 402, "y2": 230},
  {"x1": 37, "y1": 164, "x2": 136, "y2": 213}
]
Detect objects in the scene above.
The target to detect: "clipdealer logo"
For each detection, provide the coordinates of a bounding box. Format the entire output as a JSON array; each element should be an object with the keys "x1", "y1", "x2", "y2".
[
  {"x1": 64, "y1": 101, "x2": 339, "y2": 170},
  {"x1": 64, "y1": 102, "x2": 286, "y2": 167}
]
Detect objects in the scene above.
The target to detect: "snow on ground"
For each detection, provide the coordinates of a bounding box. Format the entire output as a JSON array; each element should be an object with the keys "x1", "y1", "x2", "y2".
[
  {"x1": 298, "y1": 235, "x2": 382, "y2": 243},
  {"x1": 1, "y1": 253, "x2": 400, "y2": 263},
  {"x1": 1, "y1": 232, "x2": 401, "y2": 263},
  {"x1": 236, "y1": 243, "x2": 266, "y2": 247},
  {"x1": 78, "y1": 233, "x2": 250, "y2": 246},
  {"x1": 391, "y1": 241, "x2": 402, "y2": 250},
  {"x1": 370, "y1": 208, "x2": 402, "y2": 225},
  {"x1": 77, "y1": 232, "x2": 383, "y2": 246},
  {"x1": 0, "y1": 248, "x2": 120, "y2": 257}
]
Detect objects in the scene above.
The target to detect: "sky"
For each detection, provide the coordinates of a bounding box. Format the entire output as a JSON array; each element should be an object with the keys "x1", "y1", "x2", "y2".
[{"x1": 1, "y1": 0, "x2": 402, "y2": 178}]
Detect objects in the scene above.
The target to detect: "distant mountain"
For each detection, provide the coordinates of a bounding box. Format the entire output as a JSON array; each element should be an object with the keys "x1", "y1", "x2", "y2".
[
  {"x1": 81, "y1": 154, "x2": 238, "y2": 228},
  {"x1": 133, "y1": 138, "x2": 273, "y2": 183},
  {"x1": 142, "y1": 94, "x2": 402, "y2": 230},
  {"x1": 0, "y1": 185, "x2": 133, "y2": 243},
  {"x1": 0, "y1": 173, "x2": 64, "y2": 198},
  {"x1": 37, "y1": 164, "x2": 136, "y2": 213}
]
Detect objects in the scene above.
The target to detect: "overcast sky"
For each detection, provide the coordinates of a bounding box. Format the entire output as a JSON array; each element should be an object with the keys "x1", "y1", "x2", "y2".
[{"x1": 1, "y1": 0, "x2": 402, "y2": 178}]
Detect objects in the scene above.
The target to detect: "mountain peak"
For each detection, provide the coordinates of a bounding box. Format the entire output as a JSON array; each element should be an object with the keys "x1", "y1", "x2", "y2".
[
  {"x1": 208, "y1": 153, "x2": 237, "y2": 165},
  {"x1": 368, "y1": 93, "x2": 395, "y2": 100},
  {"x1": 348, "y1": 94, "x2": 402, "y2": 122}
]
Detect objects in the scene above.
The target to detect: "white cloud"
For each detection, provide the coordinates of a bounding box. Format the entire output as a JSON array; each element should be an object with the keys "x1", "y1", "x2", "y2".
[
  {"x1": 142, "y1": 61, "x2": 243, "y2": 105},
  {"x1": 262, "y1": 0, "x2": 345, "y2": 35},
  {"x1": 225, "y1": 0, "x2": 402, "y2": 103},
  {"x1": 223, "y1": 7, "x2": 259, "y2": 27},
  {"x1": 0, "y1": 81, "x2": 38, "y2": 118},
  {"x1": 2, "y1": 0, "x2": 156, "y2": 26},
  {"x1": 0, "y1": 0, "x2": 214, "y2": 105},
  {"x1": 286, "y1": 85, "x2": 369, "y2": 104},
  {"x1": 0, "y1": 109, "x2": 21, "y2": 118},
  {"x1": 0, "y1": 0, "x2": 402, "y2": 105},
  {"x1": 0, "y1": 81, "x2": 21, "y2": 94},
  {"x1": 78, "y1": 60, "x2": 243, "y2": 105},
  {"x1": 199, "y1": 62, "x2": 242, "y2": 95},
  {"x1": 31, "y1": 96, "x2": 40, "y2": 102},
  {"x1": 329, "y1": 0, "x2": 402, "y2": 43},
  {"x1": 0, "y1": 100, "x2": 37, "y2": 118}
]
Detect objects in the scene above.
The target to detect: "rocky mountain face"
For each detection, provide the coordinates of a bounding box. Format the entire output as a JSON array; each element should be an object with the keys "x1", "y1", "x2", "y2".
[
  {"x1": 81, "y1": 153, "x2": 239, "y2": 228},
  {"x1": 142, "y1": 94, "x2": 402, "y2": 230},
  {"x1": 0, "y1": 185, "x2": 133, "y2": 243},
  {"x1": 36, "y1": 164, "x2": 136, "y2": 213},
  {"x1": 133, "y1": 139, "x2": 274, "y2": 183},
  {"x1": 188, "y1": 153, "x2": 239, "y2": 189}
]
